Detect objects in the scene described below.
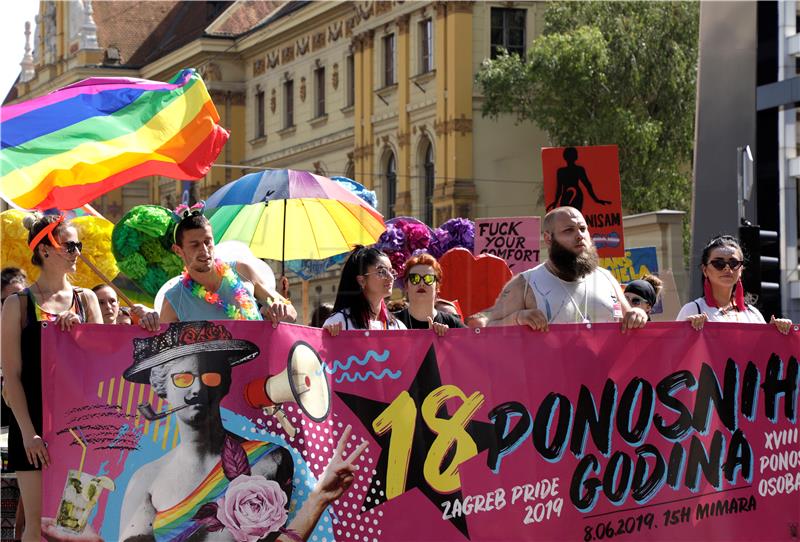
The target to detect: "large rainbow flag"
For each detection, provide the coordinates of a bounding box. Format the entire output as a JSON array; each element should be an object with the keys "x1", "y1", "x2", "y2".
[{"x1": 0, "y1": 69, "x2": 228, "y2": 210}]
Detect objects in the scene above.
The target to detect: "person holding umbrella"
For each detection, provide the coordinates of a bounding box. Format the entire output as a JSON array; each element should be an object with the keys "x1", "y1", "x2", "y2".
[{"x1": 159, "y1": 204, "x2": 297, "y2": 325}]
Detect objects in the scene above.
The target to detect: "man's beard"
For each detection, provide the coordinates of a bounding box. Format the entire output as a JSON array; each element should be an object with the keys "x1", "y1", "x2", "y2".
[{"x1": 549, "y1": 237, "x2": 599, "y2": 281}]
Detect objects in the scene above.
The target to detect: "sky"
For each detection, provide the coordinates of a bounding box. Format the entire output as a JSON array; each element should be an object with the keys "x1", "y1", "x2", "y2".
[{"x1": 0, "y1": 0, "x2": 40, "y2": 102}]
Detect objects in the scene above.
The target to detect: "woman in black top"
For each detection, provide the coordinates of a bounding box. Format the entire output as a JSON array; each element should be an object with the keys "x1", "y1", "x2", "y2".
[
  {"x1": 1, "y1": 214, "x2": 103, "y2": 540},
  {"x1": 393, "y1": 253, "x2": 466, "y2": 334}
]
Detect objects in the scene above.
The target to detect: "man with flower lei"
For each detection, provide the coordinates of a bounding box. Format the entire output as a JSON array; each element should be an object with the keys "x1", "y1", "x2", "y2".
[{"x1": 159, "y1": 204, "x2": 297, "y2": 325}]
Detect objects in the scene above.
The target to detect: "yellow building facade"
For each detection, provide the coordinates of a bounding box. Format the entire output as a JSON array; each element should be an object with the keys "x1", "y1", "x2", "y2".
[{"x1": 4, "y1": 1, "x2": 554, "y2": 319}]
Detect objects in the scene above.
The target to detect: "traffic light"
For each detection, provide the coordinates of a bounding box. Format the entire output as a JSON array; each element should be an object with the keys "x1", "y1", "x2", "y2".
[{"x1": 739, "y1": 222, "x2": 780, "y2": 319}]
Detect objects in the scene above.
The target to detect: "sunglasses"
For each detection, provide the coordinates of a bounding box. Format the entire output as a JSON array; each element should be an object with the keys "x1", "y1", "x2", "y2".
[
  {"x1": 708, "y1": 258, "x2": 743, "y2": 271},
  {"x1": 60, "y1": 241, "x2": 83, "y2": 254},
  {"x1": 408, "y1": 273, "x2": 437, "y2": 286},
  {"x1": 171, "y1": 372, "x2": 222, "y2": 388},
  {"x1": 363, "y1": 267, "x2": 398, "y2": 280}
]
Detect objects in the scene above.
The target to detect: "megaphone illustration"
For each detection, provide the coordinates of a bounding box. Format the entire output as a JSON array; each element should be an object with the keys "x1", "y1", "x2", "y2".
[{"x1": 244, "y1": 341, "x2": 331, "y2": 438}]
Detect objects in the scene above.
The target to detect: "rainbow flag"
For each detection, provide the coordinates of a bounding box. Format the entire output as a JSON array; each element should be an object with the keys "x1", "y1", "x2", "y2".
[{"x1": 0, "y1": 69, "x2": 228, "y2": 210}]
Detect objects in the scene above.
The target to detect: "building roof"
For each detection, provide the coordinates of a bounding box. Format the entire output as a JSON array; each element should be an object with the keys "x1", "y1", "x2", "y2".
[
  {"x1": 91, "y1": 1, "x2": 234, "y2": 68},
  {"x1": 206, "y1": 0, "x2": 286, "y2": 37},
  {"x1": 243, "y1": 0, "x2": 312, "y2": 37}
]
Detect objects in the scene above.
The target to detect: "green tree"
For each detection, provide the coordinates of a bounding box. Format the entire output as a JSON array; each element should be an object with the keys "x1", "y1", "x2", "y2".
[{"x1": 476, "y1": 1, "x2": 699, "y2": 215}]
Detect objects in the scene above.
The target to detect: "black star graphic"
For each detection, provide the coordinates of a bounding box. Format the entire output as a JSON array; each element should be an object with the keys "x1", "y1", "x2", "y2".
[{"x1": 337, "y1": 344, "x2": 497, "y2": 539}]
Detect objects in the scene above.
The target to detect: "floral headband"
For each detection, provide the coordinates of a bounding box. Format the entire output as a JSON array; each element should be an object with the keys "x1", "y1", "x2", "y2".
[
  {"x1": 173, "y1": 201, "x2": 205, "y2": 220},
  {"x1": 28, "y1": 214, "x2": 64, "y2": 251},
  {"x1": 172, "y1": 201, "x2": 206, "y2": 244}
]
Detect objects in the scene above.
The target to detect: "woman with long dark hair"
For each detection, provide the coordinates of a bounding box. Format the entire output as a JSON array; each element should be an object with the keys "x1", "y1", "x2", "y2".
[
  {"x1": 676, "y1": 235, "x2": 792, "y2": 333},
  {"x1": 323, "y1": 246, "x2": 405, "y2": 334},
  {"x1": 1, "y1": 214, "x2": 103, "y2": 540}
]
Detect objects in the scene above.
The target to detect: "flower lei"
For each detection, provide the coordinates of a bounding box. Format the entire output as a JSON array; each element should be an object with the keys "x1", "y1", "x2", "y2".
[{"x1": 182, "y1": 260, "x2": 261, "y2": 320}]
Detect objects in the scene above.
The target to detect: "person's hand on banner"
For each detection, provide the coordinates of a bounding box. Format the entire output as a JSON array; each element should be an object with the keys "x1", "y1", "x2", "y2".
[
  {"x1": 313, "y1": 424, "x2": 368, "y2": 505},
  {"x1": 686, "y1": 312, "x2": 709, "y2": 331},
  {"x1": 130, "y1": 304, "x2": 159, "y2": 332},
  {"x1": 324, "y1": 322, "x2": 343, "y2": 336},
  {"x1": 23, "y1": 430, "x2": 49, "y2": 468},
  {"x1": 621, "y1": 307, "x2": 648, "y2": 333},
  {"x1": 54, "y1": 310, "x2": 81, "y2": 332},
  {"x1": 41, "y1": 518, "x2": 103, "y2": 542},
  {"x1": 515, "y1": 308, "x2": 549, "y2": 332},
  {"x1": 428, "y1": 317, "x2": 448, "y2": 337},
  {"x1": 261, "y1": 298, "x2": 292, "y2": 327},
  {"x1": 770, "y1": 315, "x2": 793, "y2": 335}
]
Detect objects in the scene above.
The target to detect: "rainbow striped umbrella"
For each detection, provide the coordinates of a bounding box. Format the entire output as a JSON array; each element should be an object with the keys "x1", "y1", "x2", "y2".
[
  {"x1": 0, "y1": 69, "x2": 228, "y2": 210},
  {"x1": 206, "y1": 170, "x2": 385, "y2": 267}
]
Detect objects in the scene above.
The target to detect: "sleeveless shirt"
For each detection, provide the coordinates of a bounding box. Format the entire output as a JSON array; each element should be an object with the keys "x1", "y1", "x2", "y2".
[
  {"x1": 521, "y1": 263, "x2": 621, "y2": 324},
  {"x1": 163, "y1": 263, "x2": 261, "y2": 322}
]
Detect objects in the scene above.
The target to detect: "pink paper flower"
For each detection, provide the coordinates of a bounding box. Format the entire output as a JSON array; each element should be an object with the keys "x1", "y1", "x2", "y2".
[{"x1": 216, "y1": 475, "x2": 288, "y2": 542}]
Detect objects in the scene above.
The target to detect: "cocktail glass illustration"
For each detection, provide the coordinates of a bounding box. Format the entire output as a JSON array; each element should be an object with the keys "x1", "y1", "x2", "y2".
[
  {"x1": 55, "y1": 470, "x2": 115, "y2": 533},
  {"x1": 54, "y1": 428, "x2": 115, "y2": 533}
]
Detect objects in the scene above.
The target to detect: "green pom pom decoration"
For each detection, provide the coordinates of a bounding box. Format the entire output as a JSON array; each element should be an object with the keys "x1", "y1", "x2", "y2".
[
  {"x1": 163, "y1": 253, "x2": 184, "y2": 276},
  {"x1": 117, "y1": 253, "x2": 148, "y2": 280},
  {"x1": 140, "y1": 237, "x2": 164, "y2": 263},
  {"x1": 111, "y1": 205, "x2": 184, "y2": 300},
  {"x1": 127, "y1": 205, "x2": 175, "y2": 238},
  {"x1": 141, "y1": 266, "x2": 170, "y2": 296},
  {"x1": 111, "y1": 223, "x2": 141, "y2": 258}
]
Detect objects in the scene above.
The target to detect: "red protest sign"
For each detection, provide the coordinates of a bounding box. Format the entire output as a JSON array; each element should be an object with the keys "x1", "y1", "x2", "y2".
[
  {"x1": 474, "y1": 217, "x2": 541, "y2": 273},
  {"x1": 542, "y1": 145, "x2": 625, "y2": 256}
]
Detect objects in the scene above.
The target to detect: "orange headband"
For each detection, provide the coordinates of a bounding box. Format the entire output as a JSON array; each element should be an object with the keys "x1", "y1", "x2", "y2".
[{"x1": 28, "y1": 215, "x2": 64, "y2": 251}]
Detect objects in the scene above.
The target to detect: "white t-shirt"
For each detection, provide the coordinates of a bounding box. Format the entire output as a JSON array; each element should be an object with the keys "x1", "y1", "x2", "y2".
[
  {"x1": 323, "y1": 310, "x2": 406, "y2": 331},
  {"x1": 676, "y1": 297, "x2": 766, "y2": 324},
  {"x1": 520, "y1": 263, "x2": 622, "y2": 324}
]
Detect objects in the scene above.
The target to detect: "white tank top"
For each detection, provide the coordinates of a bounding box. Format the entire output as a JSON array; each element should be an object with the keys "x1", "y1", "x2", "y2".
[{"x1": 521, "y1": 263, "x2": 621, "y2": 324}]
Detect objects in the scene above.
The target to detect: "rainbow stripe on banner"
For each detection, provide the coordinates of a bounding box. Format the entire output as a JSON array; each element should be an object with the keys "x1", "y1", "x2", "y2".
[{"x1": 0, "y1": 69, "x2": 228, "y2": 210}]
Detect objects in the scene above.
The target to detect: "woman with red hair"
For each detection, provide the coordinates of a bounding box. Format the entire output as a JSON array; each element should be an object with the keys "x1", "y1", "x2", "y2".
[{"x1": 393, "y1": 253, "x2": 466, "y2": 335}]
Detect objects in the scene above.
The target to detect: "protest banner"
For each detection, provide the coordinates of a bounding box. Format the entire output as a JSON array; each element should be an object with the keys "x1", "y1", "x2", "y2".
[
  {"x1": 474, "y1": 217, "x2": 541, "y2": 273},
  {"x1": 42, "y1": 322, "x2": 798, "y2": 541},
  {"x1": 542, "y1": 145, "x2": 625, "y2": 257}
]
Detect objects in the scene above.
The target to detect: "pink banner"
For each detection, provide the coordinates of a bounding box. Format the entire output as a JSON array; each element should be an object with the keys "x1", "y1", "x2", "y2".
[{"x1": 41, "y1": 322, "x2": 799, "y2": 541}]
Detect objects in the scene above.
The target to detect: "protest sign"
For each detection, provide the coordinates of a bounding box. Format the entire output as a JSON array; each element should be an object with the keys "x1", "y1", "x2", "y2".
[
  {"x1": 438, "y1": 248, "x2": 512, "y2": 317},
  {"x1": 542, "y1": 145, "x2": 625, "y2": 257},
  {"x1": 474, "y1": 217, "x2": 540, "y2": 272},
  {"x1": 42, "y1": 322, "x2": 799, "y2": 541},
  {"x1": 601, "y1": 246, "x2": 659, "y2": 285}
]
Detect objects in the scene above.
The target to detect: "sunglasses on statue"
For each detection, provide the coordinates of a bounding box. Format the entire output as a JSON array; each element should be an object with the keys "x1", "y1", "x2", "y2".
[
  {"x1": 708, "y1": 258, "x2": 743, "y2": 271},
  {"x1": 171, "y1": 372, "x2": 222, "y2": 388},
  {"x1": 60, "y1": 241, "x2": 83, "y2": 254},
  {"x1": 408, "y1": 273, "x2": 437, "y2": 286}
]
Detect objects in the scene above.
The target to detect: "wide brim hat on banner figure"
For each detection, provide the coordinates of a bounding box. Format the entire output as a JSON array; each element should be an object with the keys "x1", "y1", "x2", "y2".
[{"x1": 122, "y1": 321, "x2": 259, "y2": 420}]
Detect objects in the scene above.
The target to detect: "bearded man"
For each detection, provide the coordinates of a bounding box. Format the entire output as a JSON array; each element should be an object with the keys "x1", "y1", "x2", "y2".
[{"x1": 488, "y1": 206, "x2": 647, "y2": 331}]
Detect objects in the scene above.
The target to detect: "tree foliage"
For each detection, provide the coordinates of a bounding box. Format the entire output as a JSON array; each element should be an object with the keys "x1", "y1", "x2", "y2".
[{"x1": 476, "y1": 1, "x2": 700, "y2": 215}]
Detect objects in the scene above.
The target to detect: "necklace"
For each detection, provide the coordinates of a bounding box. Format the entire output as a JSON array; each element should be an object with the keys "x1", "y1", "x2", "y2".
[
  {"x1": 547, "y1": 263, "x2": 589, "y2": 323},
  {"x1": 181, "y1": 260, "x2": 260, "y2": 320}
]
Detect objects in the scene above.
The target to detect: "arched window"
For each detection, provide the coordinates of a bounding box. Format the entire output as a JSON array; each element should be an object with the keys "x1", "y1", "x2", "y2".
[
  {"x1": 385, "y1": 152, "x2": 397, "y2": 218},
  {"x1": 422, "y1": 141, "x2": 435, "y2": 225}
]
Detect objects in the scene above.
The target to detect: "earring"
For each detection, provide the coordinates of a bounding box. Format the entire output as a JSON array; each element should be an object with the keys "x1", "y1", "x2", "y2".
[{"x1": 44, "y1": 252, "x2": 49, "y2": 258}]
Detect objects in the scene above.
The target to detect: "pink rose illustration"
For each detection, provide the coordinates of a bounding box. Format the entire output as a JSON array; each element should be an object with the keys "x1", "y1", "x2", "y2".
[{"x1": 216, "y1": 475, "x2": 288, "y2": 542}]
